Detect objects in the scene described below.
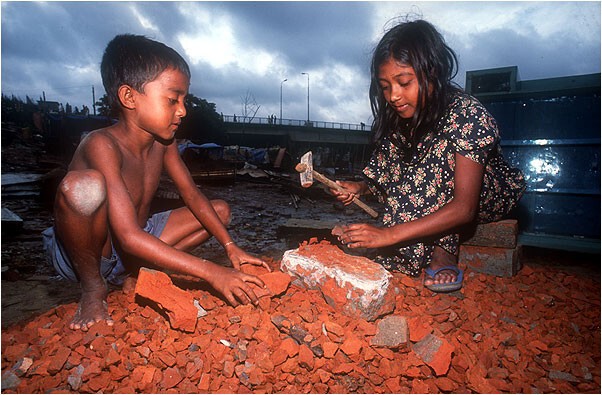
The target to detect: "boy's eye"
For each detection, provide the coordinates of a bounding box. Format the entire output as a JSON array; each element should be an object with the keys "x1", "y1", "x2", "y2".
[{"x1": 168, "y1": 98, "x2": 178, "y2": 105}]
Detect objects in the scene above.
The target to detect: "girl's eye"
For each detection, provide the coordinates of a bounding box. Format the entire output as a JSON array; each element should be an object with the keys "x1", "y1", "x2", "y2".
[{"x1": 169, "y1": 98, "x2": 178, "y2": 105}]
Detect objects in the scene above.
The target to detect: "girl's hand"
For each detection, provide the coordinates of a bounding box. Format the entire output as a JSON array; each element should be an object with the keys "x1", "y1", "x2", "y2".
[
  {"x1": 334, "y1": 223, "x2": 394, "y2": 249},
  {"x1": 330, "y1": 181, "x2": 364, "y2": 205},
  {"x1": 225, "y1": 243, "x2": 271, "y2": 271}
]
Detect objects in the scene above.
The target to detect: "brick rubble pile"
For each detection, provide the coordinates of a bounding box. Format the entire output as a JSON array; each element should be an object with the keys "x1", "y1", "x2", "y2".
[{"x1": 1, "y1": 240, "x2": 600, "y2": 393}]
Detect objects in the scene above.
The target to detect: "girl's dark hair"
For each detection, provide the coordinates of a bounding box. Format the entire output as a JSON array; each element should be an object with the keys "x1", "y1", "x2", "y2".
[
  {"x1": 369, "y1": 19, "x2": 461, "y2": 152},
  {"x1": 101, "y1": 34, "x2": 191, "y2": 112}
]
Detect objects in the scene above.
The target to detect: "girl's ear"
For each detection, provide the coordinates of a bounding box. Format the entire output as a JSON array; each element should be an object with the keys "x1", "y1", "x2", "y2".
[{"x1": 117, "y1": 85, "x2": 136, "y2": 110}]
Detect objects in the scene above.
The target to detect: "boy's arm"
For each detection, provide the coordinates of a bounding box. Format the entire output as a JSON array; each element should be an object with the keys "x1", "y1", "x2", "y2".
[
  {"x1": 83, "y1": 133, "x2": 264, "y2": 305},
  {"x1": 162, "y1": 141, "x2": 267, "y2": 270}
]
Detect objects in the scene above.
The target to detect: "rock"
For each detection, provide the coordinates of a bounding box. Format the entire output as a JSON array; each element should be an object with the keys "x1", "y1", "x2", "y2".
[
  {"x1": 412, "y1": 333, "x2": 455, "y2": 376},
  {"x1": 370, "y1": 315, "x2": 408, "y2": 348},
  {"x1": 1, "y1": 371, "x2": 20, "y2": 391},
  {"x1": 280, "y1": 241, "x2": 396, "y2": 321}
]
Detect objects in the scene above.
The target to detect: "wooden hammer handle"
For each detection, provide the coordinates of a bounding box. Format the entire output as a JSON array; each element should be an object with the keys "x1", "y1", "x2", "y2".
[{"x1": 312, "y1": 171, "x2": 379, "y2": 218}]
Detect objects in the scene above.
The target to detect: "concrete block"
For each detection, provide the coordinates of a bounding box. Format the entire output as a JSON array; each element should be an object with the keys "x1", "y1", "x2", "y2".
[
  {"x1": 461, "y1": 220, "x2": 518, "y2": 248},
  {"x1": 280, "y1": 242, "x2": 396, "y2": 321},
  {"x1": 459, "y1": 244, "x2": 522, "y2": 277}
]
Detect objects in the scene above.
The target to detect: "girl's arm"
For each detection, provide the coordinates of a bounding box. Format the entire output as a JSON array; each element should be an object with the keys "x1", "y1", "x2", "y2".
[{"x1": 339, "y1": 153, "x2": 484, "y2": 248}]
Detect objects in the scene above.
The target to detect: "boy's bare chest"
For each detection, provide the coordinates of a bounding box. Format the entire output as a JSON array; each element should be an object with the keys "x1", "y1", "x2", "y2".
[{"x1": 120, "y1": 152, "x2": 163, "y2": 203}]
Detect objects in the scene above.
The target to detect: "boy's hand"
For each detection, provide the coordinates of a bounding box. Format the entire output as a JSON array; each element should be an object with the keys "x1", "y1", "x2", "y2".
[
  {"x1": 225, "y1": 243, "x2": 271, "y2": 271},
  {"x1": 206, "y1": 265, "x2": 266, "y2": 307}
]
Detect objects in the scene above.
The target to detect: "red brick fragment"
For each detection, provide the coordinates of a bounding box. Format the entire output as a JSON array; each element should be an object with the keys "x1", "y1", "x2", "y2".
[
  {"x1": 298, "y1": 344, "x2": 315, "y2": 370},
  {"x1": 340, "y1": 334, "x2": 363, "y2": 356},
  {"x1": 260, "y1": 271, "x2": 291, "y2": 296},
  {"x1": 162, "y1": 367, "x2": 183, "y2": 389},
  {"x1": 407, "y1": 316, "x2": 433, "y2": 342},
  {"x1": 47, "y1": 346, "x2": 71, "y2": 375},
  {"x1": 135, "y1": 267, "x2": 198, "y2": 332}
]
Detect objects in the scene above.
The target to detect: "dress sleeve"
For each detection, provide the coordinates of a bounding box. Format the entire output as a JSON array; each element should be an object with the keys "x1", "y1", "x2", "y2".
[{"x1": 441, "y1": 94, "x2": 500, "y2": 165}]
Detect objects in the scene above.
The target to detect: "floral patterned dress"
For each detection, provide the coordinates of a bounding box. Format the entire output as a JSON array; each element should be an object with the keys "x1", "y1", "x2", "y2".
[{"x1": 363, "y1": 92, "x2": 526, "y2": 276}]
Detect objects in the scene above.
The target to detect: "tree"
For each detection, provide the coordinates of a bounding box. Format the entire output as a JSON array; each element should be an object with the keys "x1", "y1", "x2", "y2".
[
  {"x1": 94, "y1": 94, "x2": 112, "y2": 117},
  {"x1": 177, "y1": 93, "x2": 227, "y2": 143},
  {"x1": 240, "y1": 89, "x2": 260, "y2": 123}
]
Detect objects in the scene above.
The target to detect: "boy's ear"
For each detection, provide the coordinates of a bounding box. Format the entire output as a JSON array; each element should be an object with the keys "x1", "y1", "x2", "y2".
[{"x1": 117, "y1": 85, "x2": 136, "y2": 110}]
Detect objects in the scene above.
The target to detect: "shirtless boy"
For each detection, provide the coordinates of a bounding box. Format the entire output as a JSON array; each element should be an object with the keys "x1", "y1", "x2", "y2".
[{"x1": 43, "y1": 34, "x2": 267, "y2": 331}]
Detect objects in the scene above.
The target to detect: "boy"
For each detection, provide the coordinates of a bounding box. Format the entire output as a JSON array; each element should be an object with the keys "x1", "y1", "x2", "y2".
[{"x1": 42, "y1": 34, "x2": 267, "y2": 331}]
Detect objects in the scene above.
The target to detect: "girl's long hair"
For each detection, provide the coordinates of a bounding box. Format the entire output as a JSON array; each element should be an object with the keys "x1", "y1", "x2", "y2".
[{"x1": 369, "y1": 19, "x2": 462, "y2": 158}]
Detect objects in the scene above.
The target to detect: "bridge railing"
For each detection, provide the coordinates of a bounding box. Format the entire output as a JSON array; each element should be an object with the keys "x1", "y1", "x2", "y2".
[{"x1": 222, "y1": 114, "x2": 370, "y2": 132}]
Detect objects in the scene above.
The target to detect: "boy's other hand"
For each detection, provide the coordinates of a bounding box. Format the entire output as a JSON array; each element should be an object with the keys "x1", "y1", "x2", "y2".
[
  {"x1": 207, "y1": 265, "x2": 266, "y2": 307},
  {"x1": 225, "y1": 243, "x2": 271, "y2": 272}
]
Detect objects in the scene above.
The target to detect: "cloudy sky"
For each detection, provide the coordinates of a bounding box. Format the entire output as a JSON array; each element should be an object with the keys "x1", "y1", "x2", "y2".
[{"x1": 1, "y1": 1, "x2": 600, "y2": 126}]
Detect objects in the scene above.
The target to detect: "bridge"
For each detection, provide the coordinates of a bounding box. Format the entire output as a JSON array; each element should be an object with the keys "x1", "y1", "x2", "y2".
[
  {"x1": 222, "y1": 114, "x2": 370, "y2": 132},
  {"x1": 221, "y1": 114, "x2": 373, "y2": 166}
]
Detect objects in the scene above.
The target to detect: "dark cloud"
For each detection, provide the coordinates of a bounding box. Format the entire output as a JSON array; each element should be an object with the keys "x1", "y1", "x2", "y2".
[
  {"x1": 1, "y1": 1, "x2": 599, "y2": 123},
  {"x1": 217, "y1": 1, "x2": 374, "y2": 68}
]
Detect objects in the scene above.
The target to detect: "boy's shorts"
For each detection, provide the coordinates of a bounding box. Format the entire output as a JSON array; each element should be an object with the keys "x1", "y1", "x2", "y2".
[{"x1": 42, "y1": 210, "x2": 172, "y2": 286}]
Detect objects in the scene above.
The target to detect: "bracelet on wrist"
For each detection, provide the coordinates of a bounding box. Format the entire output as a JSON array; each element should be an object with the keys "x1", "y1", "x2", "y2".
[{"x1": 224, "y1": 241, "x2": 235, "y2": 248}]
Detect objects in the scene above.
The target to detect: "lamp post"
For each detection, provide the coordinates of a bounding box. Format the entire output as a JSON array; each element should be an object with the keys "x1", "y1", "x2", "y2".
[
  {"x1": 280, "y1": 78, "x2": 287, "y2": 125},
  {"x1": 301, "y1": 72, "x2": 309, "y2": 125}
]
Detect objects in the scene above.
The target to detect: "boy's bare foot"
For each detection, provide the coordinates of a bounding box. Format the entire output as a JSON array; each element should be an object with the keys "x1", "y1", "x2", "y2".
[
  {"x1": 424, "y1": 246, "x2": 463, "y2": 291},
  {"x1": 70, "y1": 288, "x2": 114, "y2": 331}
]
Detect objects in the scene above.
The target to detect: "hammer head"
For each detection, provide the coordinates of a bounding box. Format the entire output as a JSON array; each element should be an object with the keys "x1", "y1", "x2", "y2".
[{"x1": 296, "y1": 151, "x2": 313, "y2": 188}]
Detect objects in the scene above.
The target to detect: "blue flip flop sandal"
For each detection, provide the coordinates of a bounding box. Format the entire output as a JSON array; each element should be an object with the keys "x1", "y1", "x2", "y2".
[{"x1": 424, "y1": 265, "x2": 464, "y2": 293}]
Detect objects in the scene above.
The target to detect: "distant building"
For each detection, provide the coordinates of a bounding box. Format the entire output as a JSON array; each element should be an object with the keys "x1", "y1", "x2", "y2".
[{"x1": 37, "y1": 100, "x2": 60, "y2": 113}]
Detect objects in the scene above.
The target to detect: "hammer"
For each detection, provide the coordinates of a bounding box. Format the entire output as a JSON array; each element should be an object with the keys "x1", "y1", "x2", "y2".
[{"x1": 295, "y1": 151, "x2": 378, "y2": 218}]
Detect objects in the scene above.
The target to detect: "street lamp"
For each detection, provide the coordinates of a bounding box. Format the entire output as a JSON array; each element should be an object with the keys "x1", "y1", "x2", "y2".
[
  {"x1": 301, "y1": 72, "x2": 309, "y2": 125},
  {"x1": 280, "y1": 78, "x2": 287, "y2": 125}
]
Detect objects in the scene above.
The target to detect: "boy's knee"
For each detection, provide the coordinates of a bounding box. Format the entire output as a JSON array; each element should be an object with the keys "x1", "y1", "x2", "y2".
[
  {"x1": 212, "y1": 199, "x2": 231, "y2": 225},
  {"x1": 57, "y1": 170, "x2": 107, "y2": 217}
]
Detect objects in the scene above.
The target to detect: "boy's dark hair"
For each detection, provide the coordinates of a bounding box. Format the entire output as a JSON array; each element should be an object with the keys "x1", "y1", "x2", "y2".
[
  {"x1": 369, "y1": 19, "x2": 462, "y2": 158},
  {"x1": 101, "y1": 34, "x2": 191, "y2": 113}
]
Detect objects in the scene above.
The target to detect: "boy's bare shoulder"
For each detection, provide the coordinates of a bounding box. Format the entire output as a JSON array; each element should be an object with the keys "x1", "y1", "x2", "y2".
[{"x1": 72, "y1": 127, "x2": 124, "y2": 167}]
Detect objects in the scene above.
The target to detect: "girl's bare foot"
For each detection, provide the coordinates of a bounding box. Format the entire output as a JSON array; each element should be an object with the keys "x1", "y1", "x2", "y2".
[
  {"x1": 69, "y1": 288, "x2": 114, "y2": 331},
  {"x1": 424, "y1": 246, "x2": 460, "y2": 287}
]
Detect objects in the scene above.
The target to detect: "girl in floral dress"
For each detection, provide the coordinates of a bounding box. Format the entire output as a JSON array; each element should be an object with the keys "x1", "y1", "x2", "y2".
[{"x1": 332, "y1": 19, "x2": 526, "y2": 292}]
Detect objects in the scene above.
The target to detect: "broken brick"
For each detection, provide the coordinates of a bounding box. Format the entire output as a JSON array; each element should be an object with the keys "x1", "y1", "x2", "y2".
[{"x1": 134, "y1": 267, "x2": 198, "y2": 332}]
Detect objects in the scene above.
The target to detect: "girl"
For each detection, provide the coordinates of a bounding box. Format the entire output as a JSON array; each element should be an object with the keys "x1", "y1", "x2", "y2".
[{"x1": 332, "y1": 19, "x2": 526, "y2": 292}]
